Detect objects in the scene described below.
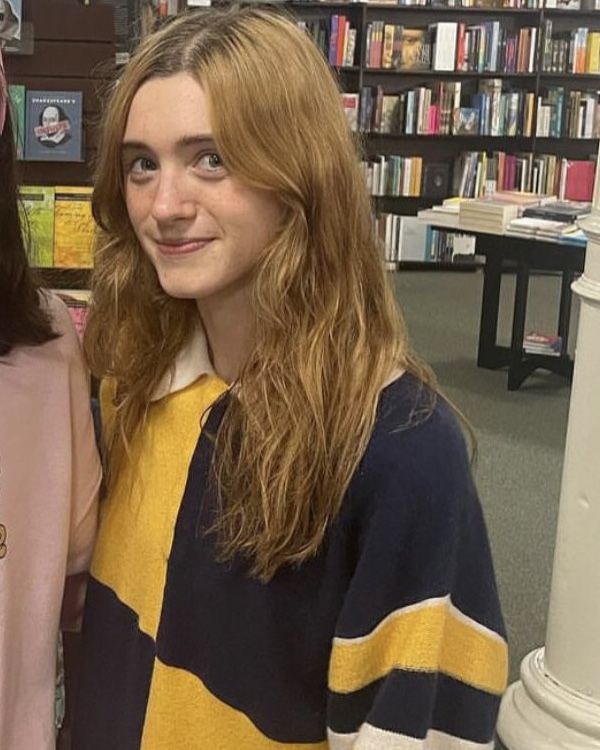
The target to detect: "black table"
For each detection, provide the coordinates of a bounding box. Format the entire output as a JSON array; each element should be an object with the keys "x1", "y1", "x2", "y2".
[{"x1": 431, "y1": 226, "x2": 586, "y2": 390}]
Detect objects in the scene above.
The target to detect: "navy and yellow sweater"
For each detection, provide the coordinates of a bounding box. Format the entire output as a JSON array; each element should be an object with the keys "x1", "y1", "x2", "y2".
[{"x1": 74, "y1": 372, "x2": 507, "y2": 749}]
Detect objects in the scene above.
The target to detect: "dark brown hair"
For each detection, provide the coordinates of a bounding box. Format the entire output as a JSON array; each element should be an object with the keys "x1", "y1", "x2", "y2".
[{"x1": 0, "y1": 104, "x2": 57, "y2": 356}]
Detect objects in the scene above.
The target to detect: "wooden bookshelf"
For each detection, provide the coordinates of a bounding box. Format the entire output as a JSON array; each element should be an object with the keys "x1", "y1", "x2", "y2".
[
  {"x1": 12, "y1": 1, "x2": 600, "y2": 278},
  {"x1": 265, "y1": 1, "x2": 599, "y2": 266},
  {"x1": 5, "y1": 0, "x2": 115, "y2": 290}
]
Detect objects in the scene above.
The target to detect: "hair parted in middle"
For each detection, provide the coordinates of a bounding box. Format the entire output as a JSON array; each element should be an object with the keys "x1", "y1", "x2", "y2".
[{"x1": 85, "y1": 4, "x2": 437, "y2": 580}]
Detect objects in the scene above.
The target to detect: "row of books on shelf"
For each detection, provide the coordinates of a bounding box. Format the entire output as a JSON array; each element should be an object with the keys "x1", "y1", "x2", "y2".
[
  {"x1": 345, "y1": 83, "x2": 600, "y2": 138},
  {"x1": 355, "y1": 82, "x2": 534, "y2": 136},
  {"x1": 298, "y1": 16, "x2": 358, "y2": 67},
  {"x1": 454, "y1": 151, "x2": 595, "y2": 198},
  {"x1": 300, "y1": 17, "x2": 600, "y2": 74},
  {"x1": 376, "y1": 213, "x2": 478, "y2": 263},
  {"x1": 20, "y1": 186, "x2": 95, "y2": 269},
  {"x1": 365, "y1": 21, "x2": 538, "y2": 73},
  {"x1": 541, "y1": 23, "x2": 600, "y2": 74},
  {"x1": 361, "y1": 150, "x2": 595, "y2": 199},
  {"x1": 536, "y1": 88, "x2": 600, "y2": 139},
  {"x1": 7, "y1": 87, "x2": 84, "y2": 163},
  {"x1": 362, "y1": 156, "x2": 426, "y2": 195}
]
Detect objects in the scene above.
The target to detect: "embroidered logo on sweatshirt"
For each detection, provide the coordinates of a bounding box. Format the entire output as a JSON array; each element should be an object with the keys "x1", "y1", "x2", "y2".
[{"x1": 0, "y1": 524, "x2": 6, "y2": 559}]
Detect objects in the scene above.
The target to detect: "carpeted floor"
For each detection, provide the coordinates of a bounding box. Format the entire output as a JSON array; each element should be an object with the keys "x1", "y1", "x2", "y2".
[{"x1": 394, "y1": 268, "x2": 578, "y2": 685}]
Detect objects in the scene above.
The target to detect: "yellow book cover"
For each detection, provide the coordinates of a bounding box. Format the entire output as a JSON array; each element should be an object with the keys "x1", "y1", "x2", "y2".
[
  {"x1": 54, "y1": 186, "x2": 96, "y2": 268},
  {"x1": 382, "y1": 24, "x2": 395, "y2": 69},
  {"x1": 586, "y1": 33, "x2": 600, "y2": 74}
]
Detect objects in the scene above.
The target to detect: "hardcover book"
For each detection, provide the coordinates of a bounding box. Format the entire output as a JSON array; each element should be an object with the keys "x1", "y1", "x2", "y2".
[
  {"x1": 54, "y1": 187, "x2": 96, "y2": 268},
  {"x1": 423, "y1": 163, "x2": 451, "y2": 198},
  {"x1": 19, "y1": 186, "x2": 55, "y2": 268},
  {"x1": 398, "y1": 29, "x2": 432, "y2": 71},
  {"x1": 24, "y1": 91, "x2": 84, "y2": 163},
  {"x1": 8, "y1": 84, "x2": 25, "y2": 159}
]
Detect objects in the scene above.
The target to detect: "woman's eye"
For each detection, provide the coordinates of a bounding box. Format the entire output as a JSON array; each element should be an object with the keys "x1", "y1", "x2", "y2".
[
  {"x1": 129, "y1": 157, "x2": 157, "y2": 174},
  {"x1": 198, "y1": 152, "x2": 225, "y2": 173}
]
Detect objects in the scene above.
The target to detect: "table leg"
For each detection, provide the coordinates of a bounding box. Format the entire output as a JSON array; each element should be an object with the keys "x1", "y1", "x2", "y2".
[
  {"x1": 478, "y1": 252, "x2": 503, "y2": 369},
  {"x1": 508, "y1": 260, "x2": 531, "y2": 391}
]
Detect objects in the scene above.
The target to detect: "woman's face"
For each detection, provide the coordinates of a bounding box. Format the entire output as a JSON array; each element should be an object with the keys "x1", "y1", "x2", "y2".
[{"x1": 121, "y1": 72, "x2": 282, "y2": 304}]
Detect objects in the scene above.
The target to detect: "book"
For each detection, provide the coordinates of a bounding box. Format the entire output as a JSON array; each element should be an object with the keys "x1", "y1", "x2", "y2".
[
  {"x1": 0, "y1": 0, "x2": 21, "y2": 43},
  {"x1": 523, "y1": 200, "x2": 591, "y2": 222},
  {"x1": 398, "y1": 28, "x2": 432, "y2": 71},
  {"x1": 563, "y1": 160, "x2": 595, "y2": 202},
  {"x1": 341, "y1": 93, "x2": 359, "y2": 132},
  {"x1": 431, "y1": 22, "x2": 458, "y2": 71},
  {"x1": 18, "y1": 186, "x2": 56, "y2": 268},
  {"x1": 24, "y1": 91, "x2": 84, "y2": 163},
  {"x1": 523, "y1": 332, "x2": 562, "y2": 357},
  {"x1": 453, "y1": 107, "x2": 480, "y2": 135},
  {"x1": 7, "y1": 84, "x2": 25, "y2": 159},
  {"x1": 422, "y1": 163, "x2": 451, "y2": 199},
  {"x1": 397, "y1": 216, "x2": 429, "y2": 262},
  {"x1": 53, "y1": 187, "x2": 96, "y2": 268}
]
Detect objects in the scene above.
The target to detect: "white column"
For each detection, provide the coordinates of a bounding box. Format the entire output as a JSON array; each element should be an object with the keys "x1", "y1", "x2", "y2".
[{"x1": 497, "y1": 184, "x2": 600, "y2": 748}]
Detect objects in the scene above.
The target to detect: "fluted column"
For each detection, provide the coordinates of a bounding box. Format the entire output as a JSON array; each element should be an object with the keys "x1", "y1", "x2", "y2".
[{"x1": 497, "y1": 174, "x2": 600, "y2": 748}]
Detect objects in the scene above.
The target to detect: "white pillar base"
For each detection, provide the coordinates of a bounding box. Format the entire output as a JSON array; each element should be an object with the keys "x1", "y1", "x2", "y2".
[{"x1": 498, "y1": 649, "x2": 600, "y2": 750}]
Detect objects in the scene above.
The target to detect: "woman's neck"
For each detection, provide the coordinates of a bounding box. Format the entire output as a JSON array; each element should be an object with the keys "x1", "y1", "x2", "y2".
[{"x1": 196, "y1": 287, "x2": 255, "y2": 385}]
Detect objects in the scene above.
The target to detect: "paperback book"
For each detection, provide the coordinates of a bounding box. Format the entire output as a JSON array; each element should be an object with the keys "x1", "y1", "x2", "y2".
[
  {"x1": 54, "y1": 187, "x2": 96, "y2": 268},
  {"x1": 19, "y1": 186, "x2": 56, "y2": 268}
]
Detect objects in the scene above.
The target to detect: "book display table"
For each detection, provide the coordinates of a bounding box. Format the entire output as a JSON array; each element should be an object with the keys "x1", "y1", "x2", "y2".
[{"x1": 427, "y1": 220, "x2": 586, "y2": 389}]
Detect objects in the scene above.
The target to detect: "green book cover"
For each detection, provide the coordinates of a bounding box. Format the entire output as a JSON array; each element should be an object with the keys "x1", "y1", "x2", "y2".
[
  {"x1": 8, "y1": 84, "x2": 25, "y2": 160},
  {"x1": 19, "y1": 186, "x2": 55, "y2": 267}
]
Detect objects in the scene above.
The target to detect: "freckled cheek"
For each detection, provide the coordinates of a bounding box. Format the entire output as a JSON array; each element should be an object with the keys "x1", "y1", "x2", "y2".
[{"x1": 125, "y1": 190, "x2": 154, "y2": 238}]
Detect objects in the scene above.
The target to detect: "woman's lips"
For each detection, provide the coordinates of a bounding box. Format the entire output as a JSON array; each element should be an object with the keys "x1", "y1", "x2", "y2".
[{"x1": 156, "y1": 238, "x2": 216, "y2": 256}]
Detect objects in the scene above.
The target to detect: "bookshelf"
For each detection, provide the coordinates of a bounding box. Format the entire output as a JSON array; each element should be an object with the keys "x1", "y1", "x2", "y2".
[
  {"x1": 9, "y1": 1, "x2": 600, "y2": 278},
  {"x1": 4, "y1": 0, "x2": 115, "y2": 290},
  {"x1": 268, "y1": 0, "x2": 599, "y2": 266}
]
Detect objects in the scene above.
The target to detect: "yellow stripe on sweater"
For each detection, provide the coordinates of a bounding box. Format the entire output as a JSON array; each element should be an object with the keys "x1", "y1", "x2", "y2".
[
  {"x1": 329, "y1": 597, "x2": 508, "y2": 696},
  {"x1": 141, "y1": 658, "x2": 329, "y2": 749},
  {"x1": 92, "y1": 375, "x2": 228, "y2": 640}
]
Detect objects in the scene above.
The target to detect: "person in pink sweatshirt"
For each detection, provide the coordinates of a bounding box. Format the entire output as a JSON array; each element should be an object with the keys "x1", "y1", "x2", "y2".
[{"x1": 0, "y1": 50, "x2": 101, "y2": 749}]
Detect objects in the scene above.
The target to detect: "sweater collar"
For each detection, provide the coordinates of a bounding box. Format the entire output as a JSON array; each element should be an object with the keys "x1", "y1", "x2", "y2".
[
  {"x1": 150, "y1": 323, "x2": 406, "y2": 401},
  {"x1": 151, "y1": 322, "x2": 215, "y2": 401}
]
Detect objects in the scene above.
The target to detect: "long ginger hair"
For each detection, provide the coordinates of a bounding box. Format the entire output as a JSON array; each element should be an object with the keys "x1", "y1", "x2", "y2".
[{"x1": 84, "y1": 6, "x2": 437, "y2": 579}]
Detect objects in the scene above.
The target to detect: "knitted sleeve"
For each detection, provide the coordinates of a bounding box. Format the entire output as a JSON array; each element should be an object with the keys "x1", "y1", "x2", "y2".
[{"x1": 327, "y1": 406, "x2": 508, "y2": 749}]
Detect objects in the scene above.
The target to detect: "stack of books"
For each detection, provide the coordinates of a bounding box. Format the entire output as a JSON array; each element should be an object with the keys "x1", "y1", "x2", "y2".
[
  {"x1": 505, "y1": 199, "x2": 592, "y2": 241},
  {"x1": 459, "y1": 191, "x2": 542, "y2": 233},
  {"x1": 506, "y1": 216, "x2": 581, "y2": 241},
  {"x1": 522, "y1": 200, "x2": 592, "y2": 223},
  {"x1": 523, "y1": 332, "x2": 562, "y2": 357}
]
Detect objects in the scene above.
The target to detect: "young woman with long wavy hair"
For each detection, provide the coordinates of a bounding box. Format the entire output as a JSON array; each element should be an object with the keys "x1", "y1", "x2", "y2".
[
  {"x1": 0, "y1": 51, "x2": 101, "y2": 749},
  {"x1": 75, "y1": 8, "x2": 507, "y2": 748}
]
